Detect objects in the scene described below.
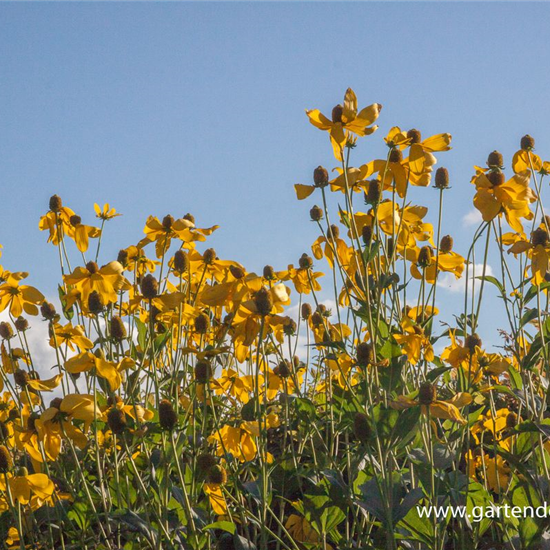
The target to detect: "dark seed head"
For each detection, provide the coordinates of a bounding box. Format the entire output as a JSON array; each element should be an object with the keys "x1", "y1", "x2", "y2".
[
  {"x1": 229, "y1": 265, "x2": 245, "y2": 280},
  {"x1": 418, "y1": 382, "x2": 437, "y2": 406},
  {"x1": 356, "y1": 342, "x2": 373, "y2": 367},
  {"x1": 196, "y1": 453, "x2": 217, "y2": 473},
  {"x1": 117, "y1": 249, "x2": 129, "y2": 267},
  {"x1": 254, "y1": 287, "x2": 273, "y2": 316},
  {"x1": 207, "y1": 464, "x2": 227, "y2": 485},
  {"x1": 158, "y1": 399, "x2": 178, "y2": 431},
  {"x1": 194, "y1": 313, "x2": 209, "y2": 334},
  {"x1": 202, "y1": 248, "x2": 217, "y2": 265},
  {"x1": 274, "y1": 359, "x2": 292, "y2": 378},
  {"x1": 0, "y1": 445, "x2": 12, "y2": 472},
  {"x1": 194, "y1": 360, "x2": 212, "y2": 384},
  {"x1": 301, "y1": 303, "x2": 312, "y2": 320},
  {"x1": 141, "y1": 274, "x2": 159, "y2": 300},
  {"x1": 389, "y1": 148, "x2": 402, "y2": 163},
  {"x1": 310, "y1": 205, "x2": 324, "y2": 222},
  {"x1": 435, "y1": 167, "x2": 449, "y2": 189},
  {"x1": 107, "y1": 408, "x2": 127, "y2": 435},
  {"x1": 162, "y1": 215, "x2": 174, "y2": 230},
  {"x1": 417, "y1": 246, "x2": 433, "y2": 268},
  {"x1": 0, "y1": 322, "x2": 14, "y2": 340},
  {"x1": 487, "y1": 171, "x2": 505, "y2": 187},
  {"x1": 520, "y1": 135, "x2": 535, "y2": 152},
  {"x1": 331, "y1": 104, "x2": 344, "y2": 123},
  {"x1": 14, "y1": 317, "x2": 29, "y2": 332},
  {"x1": 88, "y1": 291, "x2": 104, "y2": 315},
  {"x1": 487, "y1": 151, "x2": 504, "y2": 169},
  {"x1": 439, "y1": 235, "x2": 454, "y2": 253},
  {"x1": 263, "y1": 265, "x2": 275, "y2": 280},
  {"x1": 407, "y1": 129, "x2": 422, "y2": 144},
  {"x1": 173, "y1": 250, "x2": 189, "y2": 273},
  {"x1": 465, "y1": 333, "x2": 482, "y2": 353},
  {"x1": 110, "y1": 316, "x2": 126, "y2": 341},
  {"x1": 506, "y1": 412, "x2": 518, "y2": 429},
  {"x1": 313, "y1": 166, "x2": 329, "y2": 187},
  {"x1": 531, "y1": 228, "x2": 549, "y2": 247},
  {"x1": 13, "y1": 369, "x2": 29, "y2": 387},
  {"x1": 298, "y1": 254, "x2": 313, "y2": 270},
  {"x1": 366, "y1": 180, "x2": 382, "y2": 204},
  {"x1": 353, "y1": 412, "x2": 371, "y2": 443},
  {"x1": 49, "y1": 195, "x2": 62, "y2": 213},
  {"x1": 86, "y1": 261, "x2": 99, "y2": 274}
]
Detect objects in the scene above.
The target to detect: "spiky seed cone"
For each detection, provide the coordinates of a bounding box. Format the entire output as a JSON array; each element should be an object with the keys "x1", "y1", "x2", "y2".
[
  {"x1": 356, "y1": 342, "x2": 373, "y2": 367},
  {"x1": 107, "y1": 408, "x2": 127, "y2": 435},
  {"x1": 229, "y1": 265, "x2": 245, "y2": 279},
  {"x1": 301, "y1": 303, "x2": 312, "y2": 320},
  {"x1": 418, "y1": 382, "x2": 437, "y2": 405},
  {"x1": 389, "y1": 148, "x2": 402, "y2": 163},
  {"x1": 158, "y1": 399, "x2": 178, "y2": 431},
  {"x1": 366, "y1": 180, "x2": 382, "y2": 203},
  {"x1": 141, "y1": 274, "x2": 158, "y2": 299},
  {"x1": 435, "y1": 167, "x2": 449, "y2": 189},
  {"x1": 49, "y1": 194, "x2": 62, "y2": 212},
  {"x1": 353, "y1": 412, "x2": 372, "y2": 443},
  {"x1": 313, "y1": 166, "x2": 329, "y2": 186},
  {"x1": 327, "y1": 224, "x2": 340, "y2": 240},
  {"x1": 464, "y1": 333, "x2": 482, "y2": 353},
  {"x1": 263, "y1": 265, "x2": 275, "y2": 280},
  {"x1": 13, "y1": 369, "x2": 29, "y2": 387},
  {"x1": 50, "y1": 397, "x2": 63, "y2": 409},
  {"x1": 14, "y1": 317, "x2": 29, "y2": 332},
  {"x1": 531, "y1": 228, "x2": 549, "y2": 247},
  {"x1": 487, "y1": 171, "x2": 505, "y2": 186},
  {"x1": 521, "y1": 135, "x2": 535, "y2": 151},
  {"x1": 41, "y1": 301, "x2": 57, "y2": 321},
  {"x1": 487, "y1": 150, "x2": 504, "y2": 169},
  {"x1": 195, "y1": 361, "x2": 212, "y2": 384},
  {"x1": 196, "y1": 453, "x2": 217, "y2": 473},
  {"x1": 407, "y1": 128, "x2": 422, "y2": 144},
  {"x1": 331, "y1": 105, "x2": 343, "y2": 123},
  {"x1": 162, "y1": 214, "x2": 174, "y2": 230},
  {"x1": 310, "y1": 205, "x2": 323, "y2": 221},
  {"x1": 506, "y1": 412, "x2": 518, "y2": 429},
  {"x1": 207, "y1": 464, "x2": 228, "y2": 485},
  {"x1": 70, "y1": 215, "x2": 81, "y2": 227},
  {"x1": 274, "y1": 360, "x2": 292, "y2": 378},
  {"x1": 86, "y1": 261, "x2": 99, "y2": 274},
  {"x1": 0, "y1": 322, "x2": 14, "y2": 340},
  {"x1": 117, "y1": 249, "x2": 129, "y2": 267},
  {"x1": 298, "y1": 254, "x2": 313, "y2": 269},
  {"x1": 439, "y1": 235, "x2": 454, "y2": 253},
  {"x1": 283, "y1": 318, "x2": 297, "y2": 336},
  {"x1": 88, "y1": 291, "x2": 104, "y2": 315},
  {"x1": 362, "y1": 225, "x2": 373, "y2": 245},
  {"x1": 203, "y1": 248, "x2": 217, "y2": 265},
  {"x1": 417, "y1": 246, "x2": 433, "y2": 268},
  {"x1": 110, "y1": 316, "x2": 126, "y2": 341},
  {"x1": 0, "y1": 445, "x2": 12, "y2": 472},
  {"x1": 194, "y1": 313, "x2": 209, "y2": 334},
  {"x1": 173, "y1": 250, "x2": 189, "y2": 273},
  {"x1": 254, "y1": 287, "x2": 273, "y2": 316}
]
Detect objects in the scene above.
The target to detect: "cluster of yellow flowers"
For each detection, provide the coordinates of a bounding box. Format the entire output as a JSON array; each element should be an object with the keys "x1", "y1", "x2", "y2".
[{"x1": 0, "y1": 88, "x2": 549, "y2": 549}]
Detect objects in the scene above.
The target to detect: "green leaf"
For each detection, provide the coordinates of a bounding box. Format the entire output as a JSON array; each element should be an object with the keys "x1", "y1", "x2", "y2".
[
  {"x1": 476, "y1": 275, "x2": 504, "y2": 295},
  {"x1": 58, "y1": 284, "x2": 74, "y2": 321},
  {"x1": 519, "y1": 308, "x2": 539, "y2": 329},
  {"x1": 203, "y1": 521, "x2": 236, "y2": 534}
]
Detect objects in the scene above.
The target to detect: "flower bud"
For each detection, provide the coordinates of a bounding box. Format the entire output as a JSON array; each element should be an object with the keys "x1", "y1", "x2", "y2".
[
  {"x1": 0, "y1": 445, "x2": 12, "y2": 472},
  {"x1": 313, "y1": 166, "x2": 329, "y2": 187},
  {"x1": 487, "y1": 171, "x2": 505, "y2": 186},
  {"x1": 531, "y1": 228, "x2": 549, "y2": 247},
  {"x1": 254, "y1": 287, "x2": 273, "y2": 316},
  {"x1": 274, "y1": 359, "x2": 292, "y2": 378},
  {"x1": 0, "y1": 322, "x2": 14, "y2": 340},
  {"x1": 107, "y1": 408, "x2": 127, "y2": 435},
  {"x1": 194, "y1": 360, "x2": 212, "y2": 383},
  {"x1": 194, "y1": 313, "x2": 209, "y2": 334},
  {"x1": 353, "y1": 412, "x2": 371, "y2": 443},
  {"x1": 487, "y1": 151, "x2": 504, "y2": 169},
  {"x1": 141, "y1": 274, "x2": 159, "y2": 299},
  {"x1": 366, "y1": 180, "x2": 382, "y2": 204},
  {"x1": 158, "y1": 399, "x2": 178, "y2": 431},
  {"x1": 173, "y1": 250, "x2": 189, "y2": 273},
  {"x1": 407, "y1": 129, "x2": 422, "y2": 144},
  {"x1": 389, "y1": 149, "x2": 402, "y2": 163},
  {"x1": 162, "y1": 215, "x2": 174, "y2": 230},
  {"x1": 439, "y1": 235, "x2": 454, "y2": 253},
  {"x1": 14, "y1": 317, "x2": 28, "y2": 332},
  {"x1": 356, "y1": 342, "x2": 373, "y2": 367},
  {"x1": 263, "y1": 265, "x2": 275, "y2": 280},
  {"x1": 465, "y1": 333, "x2": 482, "y2": 353},
  {"x1": 301, "y1": 303, "x2": 312, "y2": 320},
  {"x1": 331, "y1": 105, "x2": 343, "y2": 123},
  {"x1": 88, "y1": 291, "x2": 104, "y2": 315},
  {"x1": 435, "y1": 167, "x2": 449, "y2": 189},
  {"x1": 203, "y1": 248, "x2": 217, "y2": 265},
  {"x1": 417, "y1": 246, "x2": 433, "y2": 268},
  {"x1": 298, "y1": 254, "x2": 313, "y2": 269},
  {"x1": 418, "y1": 382, "x2": 437, "y2": 405},
  {"x1": 110, "y1": 316, "x2": 126, "y2": 341},
  {"x1": 49, "y1": 195, "x2": 62, "y2": 212},
  {"x1": 229, "y1": 265, "x2": 245, "y2": 280},
  {"x1": 520, "y1": 135, "x2": 535, "y2": 151},
  {"x1": 207, "y1": 464, "x2": 227, "y2": 485},
  {"x1": 310, "y1": 205, "x2": 323, "y2": 222}
]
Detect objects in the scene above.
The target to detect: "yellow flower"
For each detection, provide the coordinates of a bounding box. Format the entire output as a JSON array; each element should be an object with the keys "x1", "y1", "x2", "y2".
[
  {"x1": 306, "y1": 88, "x2": 381, "y2": 160},
  {"x1": 50, "y1": 323, "x2": 94, "y2": 352},
  {"x1": 393, "y1": 317, "x2": 434, "y2": 365},
  {"x1": 507, "y1": 226, "x2": 550, "y2": 285},
  {"x1": 94, "y1": 203, "x2": 122, "y2": 221},
  {"x1": 209, "y1": 423, "x2": 257, "y2": 462},
  {"x1": 0, "y1": 472, "x2": 55, "y2": 507},
  {"x1": 472, "y1": 169, "x2": 535, "y2": 232},
  {"x1": 0, "y1": 272, "x2": 44, "y2": 317}
]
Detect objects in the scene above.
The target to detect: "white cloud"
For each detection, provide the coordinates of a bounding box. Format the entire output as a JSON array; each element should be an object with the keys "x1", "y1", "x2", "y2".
[
  {"x1": 438, "y1": 263, "x2": 493, "y2": 294},
  {"x1": 462, "y1": 208, "x2": 482, "y2": 227}
]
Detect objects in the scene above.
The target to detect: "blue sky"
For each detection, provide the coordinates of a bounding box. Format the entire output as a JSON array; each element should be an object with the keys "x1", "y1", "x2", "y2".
[{"x1": 1, "y1": 2, "x2": 550, "y2": 343}]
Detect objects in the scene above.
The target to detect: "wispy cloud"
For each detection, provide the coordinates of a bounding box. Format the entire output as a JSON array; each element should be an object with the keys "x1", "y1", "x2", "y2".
[
  {"x1": 462, "y1": 208, "x2": 482, "y2": 227},
  {"x1": 438, "y1": 263, "x2": 493, "y2": 294}
]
